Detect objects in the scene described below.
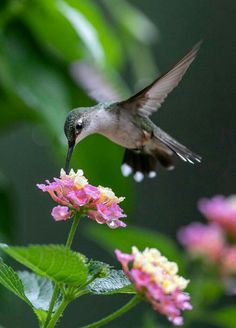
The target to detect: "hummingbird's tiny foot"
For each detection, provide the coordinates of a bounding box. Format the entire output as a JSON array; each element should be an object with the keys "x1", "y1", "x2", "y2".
[
  {"x1": 148, "y1": 171, "x2": 157, "y2": 178},
  {"x1": 134, "y1": 171, "x2": 144, "y2": 182},
  {"x1": 121, "y1": 163, "x2": 133, "y2": 177},
  {"x1": 195, "y1": 157, "x2": 202, "y2": 163}
]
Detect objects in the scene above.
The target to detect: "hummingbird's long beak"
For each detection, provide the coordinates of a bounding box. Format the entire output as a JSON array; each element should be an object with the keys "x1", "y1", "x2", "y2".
[{"x1": 65, "y1": 143, "x2": 74, "y2": 174}]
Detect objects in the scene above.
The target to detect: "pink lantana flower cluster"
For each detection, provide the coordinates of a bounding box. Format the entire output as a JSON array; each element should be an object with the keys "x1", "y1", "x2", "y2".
[
  {"x1": 198, "y1": 195, "x2": 236, "y2": 238},
  {"x1": 178, "y1": 222, "x2": 225, "y2": 263},
  {"x1": 37, "y1": 169, "x2": 126, "y2": 229},
  {"x1": 116, "y1": 247, "x2": 192, "y2": 326},
  {"x1": 178, "y1": 195, "x2": 236, "y2": 278}
]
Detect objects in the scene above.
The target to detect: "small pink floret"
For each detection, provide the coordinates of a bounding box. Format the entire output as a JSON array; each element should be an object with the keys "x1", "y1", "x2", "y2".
[
  {"x1": 68, "y1": 189, "x2": 89, "y2": 206},
  {"x1": 130, "y1": 268, "x2": 150, "y2": 288},
  {"x1": 51, "y1": 206, "x2": 71, "y2": 221},
  {"x1": 173, "y1": 316, "x2": 183, "y2": 326},
  {"x1": 84, "y1": 184, "x2": 100, "y2": 200},
  {"x1": 114, "y1": 250, "x2": 133, "y2": 273}
]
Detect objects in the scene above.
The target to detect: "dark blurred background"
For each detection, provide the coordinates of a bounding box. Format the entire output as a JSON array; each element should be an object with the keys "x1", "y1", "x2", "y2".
[{"x1": 0, "y1": 0, "x2": 235, "y2": 327}]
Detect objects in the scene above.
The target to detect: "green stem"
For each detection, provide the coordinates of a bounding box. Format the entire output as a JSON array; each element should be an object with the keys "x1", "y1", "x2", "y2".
[
  {"x1": 44, "y1": 212, "x2": 81, "y2": 328},
  {"x1": 65, "y1": 212, "x2": 81, "y2": 248},
  {"x1": 43, "y1": 286, "x2": 60, "y2": 328},
  {"x1": 80, "y1": 295, "x2": 140, "y2": 328},
  {"x1": 46, "y1": 297, "x2": 69, "y2": 328}
]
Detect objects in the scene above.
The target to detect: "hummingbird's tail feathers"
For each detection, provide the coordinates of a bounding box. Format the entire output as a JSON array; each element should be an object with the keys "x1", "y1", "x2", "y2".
[
  {"x1": 121, "y1": 149, "x2": 172, "y2": 182},
  {"x1": 155, "y1": 149, "x2": 175, "y2": 170},
  {"x1": 153, "y1": 127, "x2": 202, "y2": 164}
]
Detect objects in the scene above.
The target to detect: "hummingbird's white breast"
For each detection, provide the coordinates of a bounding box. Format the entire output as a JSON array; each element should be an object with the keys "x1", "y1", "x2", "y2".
[{"x1": 95, "y1": 107, "x2": 144, "y2": 149}]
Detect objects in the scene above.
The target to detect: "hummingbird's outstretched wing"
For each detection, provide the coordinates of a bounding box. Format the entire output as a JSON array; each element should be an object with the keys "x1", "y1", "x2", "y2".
[
  {"x1": 119, "y1": 42, "x2": 202, "y2": 117},
  {"x1": 70, "y1": 61, "x2": 125, "y2": 103}
]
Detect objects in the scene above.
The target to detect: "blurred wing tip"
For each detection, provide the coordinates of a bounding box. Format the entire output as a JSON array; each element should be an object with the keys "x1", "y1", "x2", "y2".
[
  {"x1": 192, "y1": 40, "x2": 203, "y2": 51},
  {"x1": 70, "y1": 61, "x2": 122, "y2": 103}
]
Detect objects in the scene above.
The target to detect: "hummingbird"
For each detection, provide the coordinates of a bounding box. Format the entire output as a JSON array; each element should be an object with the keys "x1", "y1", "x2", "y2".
[{"x1": 64, "y1": 42, "x2": 202, "y2": 182}]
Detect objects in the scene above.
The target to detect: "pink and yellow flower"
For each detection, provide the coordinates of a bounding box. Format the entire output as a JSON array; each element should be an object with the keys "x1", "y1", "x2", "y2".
[
  {"x1": 198, "y1": 195, "x2": 236, "y2": 238},
  {"x1": 115, "y1": 247, "x2": 192, "y2": 326},
  {"x1": 37, "y1": 169, "x2": 126, "y2": 229},
  {"x1": 177, "y1": 222, "x2": 225, "y2": 263}
]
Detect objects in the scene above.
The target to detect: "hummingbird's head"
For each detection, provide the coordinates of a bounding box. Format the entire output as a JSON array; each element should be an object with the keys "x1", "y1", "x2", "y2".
[{"x1": 64, "y1": 107, "x2": 93, "y2": 173}]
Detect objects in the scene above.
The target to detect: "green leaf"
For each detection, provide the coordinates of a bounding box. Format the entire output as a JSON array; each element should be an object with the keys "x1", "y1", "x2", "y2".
[
  {"x1": 87, "y1": 269, "x2": 135, "y2": 295},
  {"x1": 201, "y1": 277, "x2": 223, "y2": 305},
  {"x1": 22, "y1": 0, "x2": 82, "y2": 62},
  {"x1": 57, "y1": 0, "x2": 105, "y2": 66},
  {"x1": 187, "y1": 274, "x2": 223, "y2": 310},
  {"x1": 84, "y1": 225, "x2": 185, "y2": 270},
  {"x1": 0, "y1": 259, "x2": 51, "y2": 325},
  {"x1": 23, "y1": 0, "x2": 122, "y2": 67},
  {"x1": 0, "y1": 258, "x2": 31, "y2": 305},
  {"x1": 88, "y1": 260, "x2": 110, "y2": 279},
  {"x1": 0, "y1": 43, "x2": 37, "y2": 131},
  {"x1": 18, "y1": 271, "x2": 60, "y2": 311},
  {"x1": 58, "y1": 0, "x2": 122, "y2": 67},
  {"x1": 102, "y1": 0, "x2": 158, "y2": 44},
  {"x1": 1, "y1": 244, "x2": 88, "y2": 286},
  {"x1": 2, "y1": 28, "x2": 69, "y2": 139},
  {"x1": 210, "y1": 306, "x2": 236, "y2": 328}
]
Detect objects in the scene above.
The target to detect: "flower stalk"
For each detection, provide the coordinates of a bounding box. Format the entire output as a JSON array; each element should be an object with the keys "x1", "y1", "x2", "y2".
[
  {"x1": 44, "y1": 212, "x2": 81, "y2": 328},
  {"x1": 46, "y1": 297, "x2": 70, "y2": 328},
  {"x1": 80, "y1": 295, "x2": 141, "y2": 328},
  {"x1": 65, "y1": 212, "x2": 81, "y2": 248}
]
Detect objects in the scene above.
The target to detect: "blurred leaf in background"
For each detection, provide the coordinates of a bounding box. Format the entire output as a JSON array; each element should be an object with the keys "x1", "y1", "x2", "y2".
[
  {"x1": 84, "y1": 224, "x2": 185, "y2": 270},
  {"x1": 0, "y1": 172, "x2": 15, "y2": 241},
  {"x1": 0, "y1": 0, "x2": 159, "y2": 219}
]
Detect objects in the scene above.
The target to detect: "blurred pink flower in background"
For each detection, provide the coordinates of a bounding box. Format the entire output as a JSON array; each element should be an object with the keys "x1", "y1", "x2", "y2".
[
  {"x1": 37, "y1": 169, "x2": 126, "y2": 229},
  {"x1": 221, "y1": 246, "x2": 236, "y2": 276},
  {"x1": 177, "y1": 222, "x2": 225, "y2": 263},
  {"x1": 116, "y1": 247, "x2": 192, "y2": 326},
  {"x1": 198, "y1": 195, "x2": 236, "y2": 238}
]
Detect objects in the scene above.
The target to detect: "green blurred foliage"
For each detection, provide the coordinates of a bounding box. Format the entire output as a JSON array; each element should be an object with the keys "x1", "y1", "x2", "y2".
[
  {"x1": 0, "y1": 0, "x2": 160, "y2": 238},
  {"x1": 85, "y1": 224, "x2": 185, "y2": 270},
  {"x1": 0, "y1": 172, "x2": 14, "y2": 240},
  {"x1": 210, "y1": 306, "x2": 236, "y2": 328}
]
